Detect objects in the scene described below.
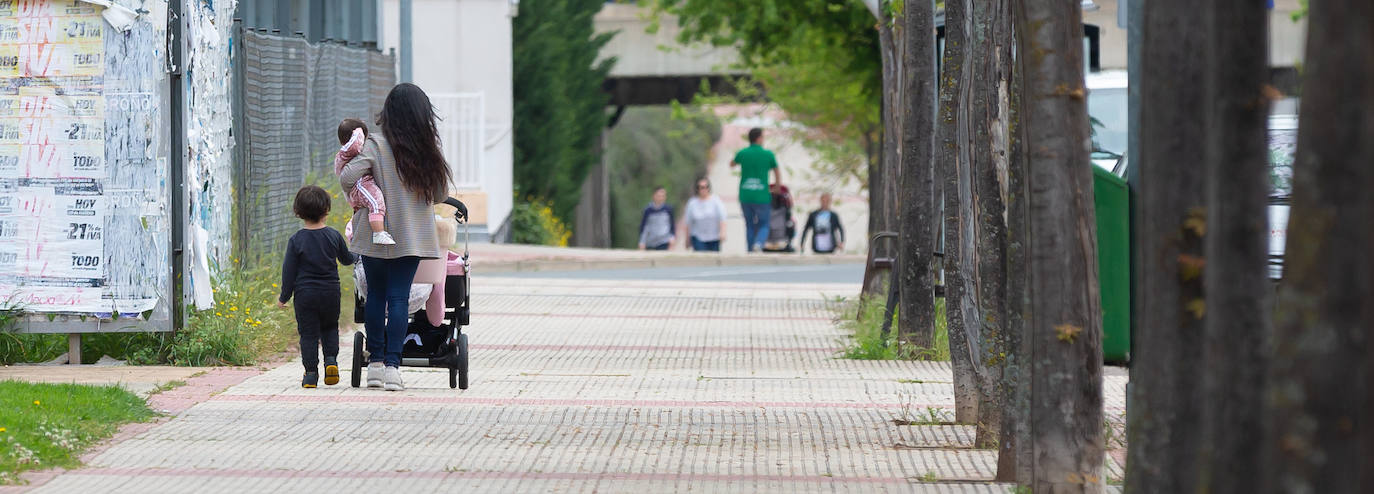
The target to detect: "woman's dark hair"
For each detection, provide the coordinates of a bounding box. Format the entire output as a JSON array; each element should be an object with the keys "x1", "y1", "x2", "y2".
[
  {"x1": 377, "y1": 83, "x2": 450, "y2": 203},
  {"x1": 292, "y1": 185, "x2": 331, "y2": 222}
]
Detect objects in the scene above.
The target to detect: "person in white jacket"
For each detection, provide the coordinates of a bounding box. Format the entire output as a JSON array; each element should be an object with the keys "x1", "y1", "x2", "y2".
[{"x1": 679, "y1": 178, "x2": 728, "y2": 252}]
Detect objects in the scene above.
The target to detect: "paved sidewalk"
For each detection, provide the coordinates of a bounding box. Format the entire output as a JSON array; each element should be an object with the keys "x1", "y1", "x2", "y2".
[
  {"x1": 472, "y1": 242, "x2": 865, "y2": 274},
  {"x1": 27, "y1": 276, "x2": 1126, "y2": 493}
]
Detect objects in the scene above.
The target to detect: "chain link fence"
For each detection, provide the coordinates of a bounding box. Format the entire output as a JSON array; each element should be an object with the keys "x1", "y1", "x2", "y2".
[{"x1": 233, "y1": 28, "x2": 395, "y2": 257}]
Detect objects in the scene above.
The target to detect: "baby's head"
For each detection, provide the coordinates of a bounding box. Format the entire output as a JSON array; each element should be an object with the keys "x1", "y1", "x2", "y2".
[
  {"x1": 293, "y1": 185, "x2": 331, "y2": 223},
  {"x1": 338, "y1": 118, "x2": 368, "y2": 145}
]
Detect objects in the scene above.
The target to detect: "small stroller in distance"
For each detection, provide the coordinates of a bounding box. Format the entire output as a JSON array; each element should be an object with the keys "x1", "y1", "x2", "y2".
[
  {"x1": 761, "y1": 184, "x2": 797, "y2": 253},
  {"x1": 350, "y1": 197, "x2": 472, "y2": 390}
]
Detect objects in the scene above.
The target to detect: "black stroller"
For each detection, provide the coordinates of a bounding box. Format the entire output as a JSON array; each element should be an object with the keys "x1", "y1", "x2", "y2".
[
  {"x1": 761, "y1": 184, "x2": 797, "y2": 253},
  {"x1": 351, "y1": 197, "x2": 472, "y2": 389}
]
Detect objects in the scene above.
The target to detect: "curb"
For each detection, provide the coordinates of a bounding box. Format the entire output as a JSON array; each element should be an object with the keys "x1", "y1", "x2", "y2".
[{"x1": 480, "y1": 254, "x2": 867, "y2": 274}]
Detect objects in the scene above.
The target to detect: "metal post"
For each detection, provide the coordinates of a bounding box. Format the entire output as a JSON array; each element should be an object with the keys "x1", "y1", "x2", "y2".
[
  {"x1": 399, "y1": 0, "x2": 412, "y2": 82},
  {"x1": 1125, "y1": 0, "x2": 1142, "y2": 373},
  {"x1": 67, "y1": 334, "x2": 81, "y2": 365},
  {"x1": 169, "y1": 0, "x2": 187, "y2": 331},
  {"x1": 362, "y1": 0, "x2": 378, "y2": 47},
  {"x1": 275, "y1": 0, "x2": 292, "y2": 33}
]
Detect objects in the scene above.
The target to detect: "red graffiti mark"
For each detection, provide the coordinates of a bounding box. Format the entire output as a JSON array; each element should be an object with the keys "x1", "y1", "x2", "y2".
[
  {"x1": 20, "y1": 144, "x2": 58, "y2": 175},
  {"x1": 18, "y1": 95, "x2": 57, "y2": 118},
  {"x1": 16, "y1": 17, "x2": 56, "y2": 44},
  {"x1": 18, "y1": 43, "x2": 56, "y2": 77}
]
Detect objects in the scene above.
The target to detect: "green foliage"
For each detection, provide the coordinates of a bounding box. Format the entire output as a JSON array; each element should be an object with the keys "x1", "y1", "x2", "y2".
[
  {"x1": 1291, "y1": 0, "x2": 1308, "y2": 21},
  {"x1": 513, "y1": 0, "x2": 617, "y2": 225},
  {"x1": 604, "y1": 106, "x2": 723, "y2": 248},
  {"x1": 651, "y1": 0, "x2": 882, "y2": 189},
  {"x1": 833, "y1": 295, "x2": 950, "y2": 361},
  {"x1": 510, "y1": 198, "x2": 573, "y2": 246},
  {"x1": 0, "y1": 381, "x2": 153, "y2": 484}
]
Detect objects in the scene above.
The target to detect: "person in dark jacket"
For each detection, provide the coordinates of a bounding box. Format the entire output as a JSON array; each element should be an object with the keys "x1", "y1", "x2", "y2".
[
  {"x1": 638, "y1": 187, "x2": 676, "y2": 250},
  {"x1": 799, "y1": 192, "x2": 845, "y2": 254},
  {"x1": 278, "y1": 185, "x2": 356, "y2": 388}
]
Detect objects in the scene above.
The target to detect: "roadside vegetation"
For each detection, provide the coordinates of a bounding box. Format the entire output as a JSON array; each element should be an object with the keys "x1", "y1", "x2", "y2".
[
  {"x1": 0, "y1": 381, "x2": 153, "y2": 484},
  {"x1": 833, "y1": 294, "x2": 949, "y2": 361}
]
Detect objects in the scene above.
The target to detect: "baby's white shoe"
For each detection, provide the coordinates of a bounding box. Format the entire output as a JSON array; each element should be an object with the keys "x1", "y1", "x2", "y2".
[{"x1": 373, "y1": 231, "x2": 397, "y2": 245}]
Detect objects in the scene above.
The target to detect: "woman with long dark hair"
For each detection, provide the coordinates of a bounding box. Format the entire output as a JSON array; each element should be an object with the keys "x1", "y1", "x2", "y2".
[{"x1": 340, "y1": 83, "x2": 450, "y2": 391}]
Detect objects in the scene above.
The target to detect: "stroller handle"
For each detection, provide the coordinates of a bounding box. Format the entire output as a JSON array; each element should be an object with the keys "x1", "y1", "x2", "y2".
[{"x1": 443, "y1": 197, "x2": 469, "y2": 222}]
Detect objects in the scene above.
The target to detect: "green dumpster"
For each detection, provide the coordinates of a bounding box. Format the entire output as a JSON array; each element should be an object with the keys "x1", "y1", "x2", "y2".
[{"x1": 1092, "y1": 166, "x2": 1130, "y2": 363}]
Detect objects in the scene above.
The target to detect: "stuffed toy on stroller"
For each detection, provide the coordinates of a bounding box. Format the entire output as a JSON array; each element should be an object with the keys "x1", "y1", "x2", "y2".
[{"x1": 349, "y1": 197, "x2": 472, "y2": 389}]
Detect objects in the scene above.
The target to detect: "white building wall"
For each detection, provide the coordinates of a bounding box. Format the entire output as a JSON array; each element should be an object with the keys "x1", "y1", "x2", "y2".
[
  {"x1": 1085, "y1": 0, "x2": 1307, "y2": 70},
  {"x1": 381, "y1": 0, "x2": 514, "y2": 232}
]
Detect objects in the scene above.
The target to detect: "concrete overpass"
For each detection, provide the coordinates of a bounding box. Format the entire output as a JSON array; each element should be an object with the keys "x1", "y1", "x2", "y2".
[{"x1": 594, "y1": 3, "x2": 744, "y2": 107}]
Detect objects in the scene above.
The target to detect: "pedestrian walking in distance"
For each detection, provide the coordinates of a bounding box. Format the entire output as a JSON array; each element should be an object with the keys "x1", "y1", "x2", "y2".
[
  {"x1": 730, "y1": 127, "x2": 782, "y2": 252},
  {"x1": 638, "y1": 186, "x2": 676, "y2": 250},
  {"x1": 277, "y1": 185, "x2": 355, "y2": 389},
  {"x1": 799, "y1": 192, "x2": 846, "y2": 254},
  {"x1": 680, "y1": 178, "x2": 727, "y2": 252}
]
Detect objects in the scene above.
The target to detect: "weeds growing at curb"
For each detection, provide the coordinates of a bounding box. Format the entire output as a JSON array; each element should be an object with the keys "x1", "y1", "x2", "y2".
[
  {"x1": 0, "y1": 381, "x2": 152, "y2": 484},
  {"x1": 832, "y1": 295, "x2": 949, "y2": 361}
]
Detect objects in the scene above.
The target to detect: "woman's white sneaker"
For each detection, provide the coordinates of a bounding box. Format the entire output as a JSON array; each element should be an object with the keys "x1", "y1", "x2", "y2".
[
  {"x1": 366, "y1": 362, "x2": 385, "y2": 388},
  {"x1": 384, "y1": 366, "x2": 405, "y2": 391}
]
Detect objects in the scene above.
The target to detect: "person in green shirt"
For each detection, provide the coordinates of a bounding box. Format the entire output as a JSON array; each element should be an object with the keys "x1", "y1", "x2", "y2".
[{"x1": 731, "y1": 128, "x2": 782, "y2": 252}]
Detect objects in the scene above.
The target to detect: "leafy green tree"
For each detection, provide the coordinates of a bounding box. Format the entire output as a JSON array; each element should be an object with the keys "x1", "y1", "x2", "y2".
[{"x1": 512, "y1": 0, "x2": 617, "y2": 224}]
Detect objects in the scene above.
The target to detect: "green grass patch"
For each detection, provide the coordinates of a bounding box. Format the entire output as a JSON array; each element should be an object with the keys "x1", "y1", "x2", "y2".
[
  {"x1": 0, "y1": 381, "x2": 153, "y2": 484},
  {"x1": 833, "y1": 295, "x2": 949, "y2": 361}
]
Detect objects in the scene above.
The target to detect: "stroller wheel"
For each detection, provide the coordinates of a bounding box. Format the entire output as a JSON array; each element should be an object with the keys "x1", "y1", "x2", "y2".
[
  {"x1": 457, "y1": 333, "x2": 469, "y2": 390},
  {"x1": 351, "y1": 331, "x2": 365, "y2": 388},
  {"x1": 449, "y1": 367, "x2": 458, "y2": 389}
]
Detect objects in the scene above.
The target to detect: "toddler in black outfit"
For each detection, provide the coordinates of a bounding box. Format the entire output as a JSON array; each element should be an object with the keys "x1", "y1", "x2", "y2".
[{"x1": 278, "y1": 185, "x2": 355, "y2": 388}]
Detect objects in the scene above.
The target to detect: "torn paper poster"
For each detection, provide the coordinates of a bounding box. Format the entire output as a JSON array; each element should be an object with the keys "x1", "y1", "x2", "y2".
[
  {"x1": 183, "y1": 0, "x2": 237, "y2": 299},
  {"x1": 0, "y1": 1, "x2": 170, "y2": 316},
  {"x1": 102, "y1": 3, "x2": 138, "y2": 32}
]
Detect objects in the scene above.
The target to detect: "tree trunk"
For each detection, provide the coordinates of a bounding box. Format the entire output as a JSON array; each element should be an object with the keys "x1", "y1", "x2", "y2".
[
  {"x1": 863, "y1": 20, "x2": 902, "y2": 300},
  {"x1": 996, "y1": 37, "x2": 1028, "y2": 483},
  {"x1": 1017, "y1": 0, "x2": 1104, "y2": 490},
  {"x1": 935, "y1": 0, "x2": 979, "y2": 423},
  {"x1": 1268, "y1": 0, "x2": 1374, "y2": 491},
  {"x1": 1124, "y1": 1, "x2": 1210, "y2": 491},
  {"x1": 970, "y1": 0, "x2": 1012, "y2": 450},
  {"x1": 897, "y1": 0, "x2": 937, "y2": 349},
  {"x1": 1197, "y1": 1, "x2": 1271, "y2": 492}
]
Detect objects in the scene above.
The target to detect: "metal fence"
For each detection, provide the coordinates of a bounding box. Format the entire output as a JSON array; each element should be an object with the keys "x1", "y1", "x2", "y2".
[
  {"x1": 430, "y1": 93, "x2": 486, "y2": 189},
  {"x1": 233, "y1": 28, "x2": 395, "y2": 257}
]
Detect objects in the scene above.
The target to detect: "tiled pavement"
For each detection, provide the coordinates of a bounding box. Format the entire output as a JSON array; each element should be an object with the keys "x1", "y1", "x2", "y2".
[{"x1": 30, "y1": 276, "x2": 1127, "y2": 493}]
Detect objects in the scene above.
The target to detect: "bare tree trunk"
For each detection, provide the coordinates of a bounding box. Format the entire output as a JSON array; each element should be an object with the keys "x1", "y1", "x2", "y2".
[
  {"x1": 970, "y1": 0, "x2": 1012, "y2": 450},
  {"x1": 897, "y1": 0, "x2": 937, "y2": 349},
  {"x1": 1197, "y1": 1, "x2": 1271, "y2": 492},
  {"x1": 996, "y1": 41, "x2": 1028, "y2": 483},
  {"x1": 935, "y1": 0, "x2": 979, "y2": 423},
  {"x1": 864, "y1": 20, "x2": 902, "y2": 300},
  {"x1": 1017, "y1": 0, "x2": 1104, "y2": 490},
  {"x1": 1124, "y1": 1, "x2": 1210, "y2": 491},
  {"x1": 1268, "y1": 0, "x2": 1374, "y2": 491}
]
